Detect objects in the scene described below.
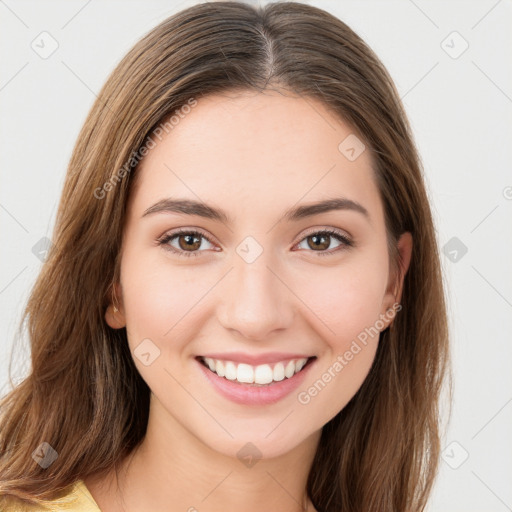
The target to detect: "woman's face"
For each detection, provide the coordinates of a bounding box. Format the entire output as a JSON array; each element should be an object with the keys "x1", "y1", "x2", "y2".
[{"x1": 108, "y1": 89, "x2": 412, "y2": 459}]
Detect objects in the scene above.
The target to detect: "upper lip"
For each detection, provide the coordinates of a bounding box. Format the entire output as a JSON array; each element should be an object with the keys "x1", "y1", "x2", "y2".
[{"x1": 198, "y1": 352, "x2": 315, "y2": 365}]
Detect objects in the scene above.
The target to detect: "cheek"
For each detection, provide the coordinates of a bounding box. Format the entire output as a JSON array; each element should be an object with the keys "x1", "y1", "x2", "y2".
[
  {"x1": 295, "y1": 256, "x2": 388, "y2": 347},
  {"x1": 294, "y1": 283, "x2": 383, "y2": 423},
  {"x1": 119, "y1": 252, "x2": 210, "y2": 395},
  {"x1": 124, "y1": 275, "x2": 171, "y2": 336},
  {"x1": 119, "y1": 250, "x2": 202, "y2": 348},
  {"x1": 292, "y1": 255, "x2": 387, "y2": 420}
]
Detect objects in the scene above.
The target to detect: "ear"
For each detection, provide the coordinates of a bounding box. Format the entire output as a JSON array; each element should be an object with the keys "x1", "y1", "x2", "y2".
[
  {"x1": 105, "y1": 282, "x2": 126, "y2": 329},
  {"x1": 380, "y1": 232, "x2": 413, "y2": 326}
]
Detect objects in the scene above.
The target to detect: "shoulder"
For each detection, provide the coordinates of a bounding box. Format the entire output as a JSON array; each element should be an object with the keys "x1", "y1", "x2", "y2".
[{"x1": 0, "y1": 480, "x2": 101, "y2": 512}]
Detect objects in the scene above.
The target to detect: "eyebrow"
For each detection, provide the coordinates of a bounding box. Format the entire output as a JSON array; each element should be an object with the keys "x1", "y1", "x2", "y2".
[{"x1": 141, "y1": 197, "x2": 370, "y2": 224}]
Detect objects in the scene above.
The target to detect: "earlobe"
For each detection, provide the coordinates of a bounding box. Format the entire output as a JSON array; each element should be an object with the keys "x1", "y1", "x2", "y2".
[
  {"x1": 105, "y1": 304, "x2": 126, "y2": 329},
  {"x1": 105, "y1": 283, "x2": 126, "y2": 329}
]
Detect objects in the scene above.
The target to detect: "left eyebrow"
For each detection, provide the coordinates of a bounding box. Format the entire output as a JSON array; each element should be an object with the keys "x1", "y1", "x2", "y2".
[
  {"x1": 141, "y1": 197, "x2": 371, "y2": 224},
  {"x1": 284, "y1": 197, "x2": 370, "y2": 223}
]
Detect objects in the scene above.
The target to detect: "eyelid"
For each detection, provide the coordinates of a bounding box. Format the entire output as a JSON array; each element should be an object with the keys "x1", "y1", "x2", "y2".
[
  {"x1": 157, "y1": 227, "x2": 218, "y2": 251},
  {"x1": 296, "y1": 226, "x2": 352, "y2": 244},
  {"x1": 158, "y1": 226, "x2": 213, "y2": 239}
]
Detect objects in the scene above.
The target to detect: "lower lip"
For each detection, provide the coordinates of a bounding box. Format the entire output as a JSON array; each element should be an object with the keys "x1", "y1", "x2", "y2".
[{"x1": 196, "y1": 357, "x2": 316, "y2": 406}]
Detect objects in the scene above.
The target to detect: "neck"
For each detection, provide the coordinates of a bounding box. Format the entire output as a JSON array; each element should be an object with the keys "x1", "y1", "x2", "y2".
[{"x1": 87, "y1": 394, "x2": 320, "y2": 512}]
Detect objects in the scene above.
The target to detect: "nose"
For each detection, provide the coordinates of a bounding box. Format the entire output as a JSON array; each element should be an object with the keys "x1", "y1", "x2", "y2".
[{"x1": 217, "y1": 249, "x2": 295, "y2": 341}]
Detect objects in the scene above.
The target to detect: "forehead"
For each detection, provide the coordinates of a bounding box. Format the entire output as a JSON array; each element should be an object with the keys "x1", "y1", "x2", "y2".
[{"x1": 129, "y1": 90, "x2": 383, "y2": 228}]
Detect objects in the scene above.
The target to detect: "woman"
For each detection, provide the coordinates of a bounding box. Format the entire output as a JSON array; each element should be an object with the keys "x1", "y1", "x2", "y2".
[{"x1": 0, "y1": 1, "x2": 451, "y2": 511}]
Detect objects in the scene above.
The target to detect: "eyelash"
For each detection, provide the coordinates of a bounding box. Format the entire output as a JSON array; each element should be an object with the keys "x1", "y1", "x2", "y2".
[{"x1": 157, "y1": 227, "x2": 354, "y2": 258}]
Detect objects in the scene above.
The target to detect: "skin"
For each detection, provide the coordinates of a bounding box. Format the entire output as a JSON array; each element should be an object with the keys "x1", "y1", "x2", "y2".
[{"x1": 85, "y1": 89, "x2": 412, "y2": 512}]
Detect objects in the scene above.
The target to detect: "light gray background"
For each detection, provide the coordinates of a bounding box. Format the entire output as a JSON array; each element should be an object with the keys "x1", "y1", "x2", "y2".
[{"x1": 1, "y1": 1, "x2": 511, "y2": 510}]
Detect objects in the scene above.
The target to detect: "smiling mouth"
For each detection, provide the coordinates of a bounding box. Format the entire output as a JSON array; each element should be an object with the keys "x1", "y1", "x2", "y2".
[{"x1": 196, "y1": 355, "x2": 317, "y2": 386}]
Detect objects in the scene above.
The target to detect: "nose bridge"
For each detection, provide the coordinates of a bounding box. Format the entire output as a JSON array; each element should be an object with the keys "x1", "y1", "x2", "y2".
[{"x1": 218, "y1": 239, "x2": 294, "y2": 340}]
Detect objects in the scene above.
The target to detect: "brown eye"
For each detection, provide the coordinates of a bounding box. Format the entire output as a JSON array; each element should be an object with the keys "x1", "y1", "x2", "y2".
[
  {"x1": 158, "y1": 229, "x2": 215, "y2": 257},
  {"x1": 296, "y1": 229, "x2": 353, "y2": 256},
  {"x1": 306, "y1": 233, "x2": 331, "y2": 251},
  {"x1": 177, "y1": 233, "x2": 202, "y2": 251}
]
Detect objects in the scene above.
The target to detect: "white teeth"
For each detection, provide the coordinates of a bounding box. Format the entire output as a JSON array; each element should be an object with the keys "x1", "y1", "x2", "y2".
[
  {"x1": 204, "y1": 357, "x2": 216, "y2": 372},
  {"x1": 237, "y1": 363, "x2": 254, "y2": 383},
  {"x1": 284, "y1": 360, "x2": 296, "y2": 378},
  {"x1": 254, "y1": 364, "x2": 273, "y2": 384},
  {"x1": 201, "y1": 356, "x2": 311, "y2": 384},
  {"x1": 224, "y1": 361, "x2": 237, "y2": 380},
  {"x1": 215, "y1": 360, "x2": 225, "y2": 377},
  {"x1": 296, "y1": 358, "x2": 307, "y2": 372},
  {"x1": 273, "y1": 362, "x2": 285, "y2": 381}
]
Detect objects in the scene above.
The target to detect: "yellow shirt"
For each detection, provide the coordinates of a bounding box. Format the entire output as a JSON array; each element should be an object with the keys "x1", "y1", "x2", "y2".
[{"x1": 0, "y1": 479, "x2": 101, "y2": 511}]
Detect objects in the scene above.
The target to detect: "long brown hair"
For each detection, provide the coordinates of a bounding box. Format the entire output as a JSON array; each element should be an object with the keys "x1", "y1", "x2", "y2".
[{"x1": 0, "y1": 2, "x2": 451, "y2": 510}]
